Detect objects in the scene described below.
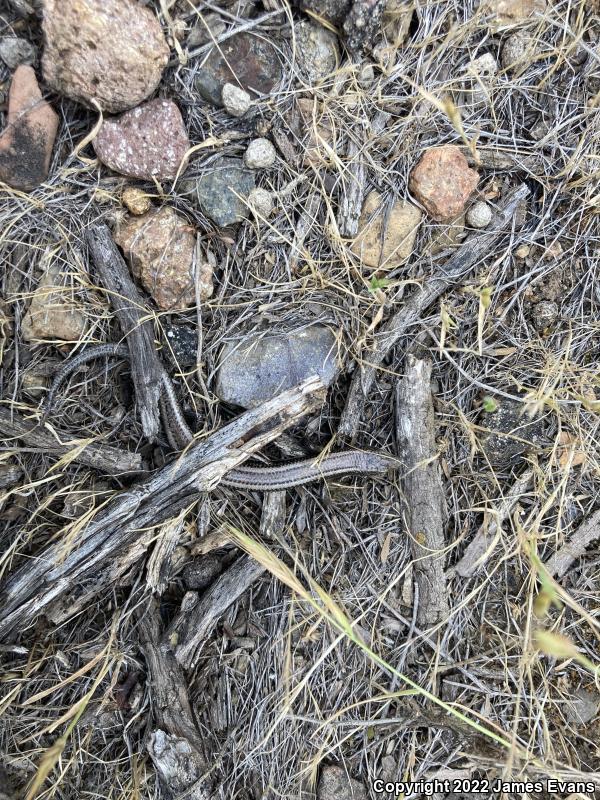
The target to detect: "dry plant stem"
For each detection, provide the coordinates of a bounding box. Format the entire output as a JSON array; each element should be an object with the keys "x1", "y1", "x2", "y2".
[
  {"x1": 289, "y1": 191, "x2": 321, "y2": 271},
  {"x1": 0, "y1": 376, "x2": 326, "y2": 641},
  {"x1": 544, "y1": 507, "x2": 600, "y2": 579},
  {"x1": 167, "y1": 490, "x2": 287, "y2": 671},
  {"x1": 395, "y1": 356, "x2": 449, "y2": 627},
  {"x1": 140, "y1": 603, "x2": 213, "y2": 800},
  {"x1": 0, "y1": 406, "x2": 142, "y2": 475},
  {"x1": 338, "y1": 111, "x2": 390, "y2": 238},
  {"x1": 86, "y1": 224, "x2": 166, "y2": 442},
  {"x1": 339, "y1": 183, "x2": 531, "y2": 439},
  {"x1": 451, "y1": 468, "x2": 534, "y2": 579}
]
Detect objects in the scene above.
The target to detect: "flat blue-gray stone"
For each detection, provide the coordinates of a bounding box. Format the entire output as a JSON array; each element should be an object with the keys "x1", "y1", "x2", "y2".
[{"x1": 215, "y1": 326, "x2": 339, "y2": 408}]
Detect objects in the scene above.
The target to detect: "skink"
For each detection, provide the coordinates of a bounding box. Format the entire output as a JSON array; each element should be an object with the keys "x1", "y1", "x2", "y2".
[{"x1": 42, "y1": 344, "x2": 397, "y2": 490}]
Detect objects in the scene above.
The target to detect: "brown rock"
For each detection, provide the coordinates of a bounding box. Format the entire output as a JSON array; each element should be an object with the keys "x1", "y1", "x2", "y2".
[
  {"x1": 122, "y1": 186, "x2": 151, "y2": 216},
  {"x1": 22, "y1": 265, "x2": 87, "y2": 342},
  {"x1": 42, "y1": 0, "x2": 169, "y2": 113},
  {"x1": 481, "y1": 0, "x2": 547, "y2": 29},
  {"x1": 194, "y1": 32, "x2": 282, "y2": 106},
  {"x1": 351, "y1": 190, "x2": 422, "y2": 268},
  {"x1": 93, "y1": 99, "x2": 189, "y2": 181},
  {"x1": 114, "y1": 206, "x2": 210, "y2": 311},
  {"x1": 409, "y1": 145, "x2": 479, "y2": 222},
  {"x1": 0, "y1": 65, "x2": 58, "y2": 191}
]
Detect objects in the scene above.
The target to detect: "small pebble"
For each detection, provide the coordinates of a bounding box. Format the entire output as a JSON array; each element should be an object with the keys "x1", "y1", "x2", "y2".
[
  {"x1": 515, "y1": 244, "x2": 530, "y2": 259},
  {"x1": 501, "y1": 32, "x2": 533, "y2": 70},
  {"x1": 531, "y1": 300, "x2": 558, "y2": 331},
  {"x1": 248, "y1": 187, "x2": 274, "y2": 218},
  {"x1": 244, "y1": 138, "x2": 276, "y2": 169},
  {"x1": 466, "y1": 201, "x2": 492, "y2": 229},
  {"x1": 358, "y1": 63, "x2": 375, "y2": 88},
  {"x1": 221, "y1": 82, "x2": 252, "y2": 117},
  {"x1": 122, "y1": 187, "x2": 151, "y2": 216}
]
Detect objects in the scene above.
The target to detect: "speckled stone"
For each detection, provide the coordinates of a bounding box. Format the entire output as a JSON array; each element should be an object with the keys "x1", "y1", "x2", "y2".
[
  {"x1": 317, "y1": 766, "x2": 367, "y2": 800},
  {"x1": 294, "y1": 20, "x2": 339, "y2": 84},
  {"x1": 42, "y1": 0, "x2": 169, "y2": 113},
  {"x1": 216, "y1": 326, "x2": 339, "y2": 408},
  {"x1": 183, "y1": 157, "x2": 255, "y2": 227},
  {"x1": 480, "y1": 400, "x2": 546, "y2": 465},
  {"x1": 93, "y1": 100, "x2": 190, "y2": 181},
  {"x1": 164, "y1": 325, "x2": 198, "y2": 367},
  {"x1": 114, "y1": 206, "x2": 204, "y2": 311},
  {"x1": 409, "y1": 145, "x2": 479, "y2": 222},
  {"x1": 194, "y1": 32, "x2": 282, "y2": 106},
  {"x1": 122, "y1": 186, "x2": 151, "y2": 216},
  {"x1": 182, "y1": 555, "x2": 223, "y2": 590},
  {"x1": 0, "y1": 65, "x2": 58, "y2": 191}
]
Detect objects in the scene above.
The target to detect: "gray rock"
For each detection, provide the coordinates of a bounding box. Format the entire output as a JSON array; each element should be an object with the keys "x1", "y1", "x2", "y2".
[
  {"x1": 317, "y1": 766, "x2": 366, "y2": 800},
  {"x1": 565, "y1": 688, "x2": 599, "y2": 726},
  {"x1": 216, "y1": 325, "x2": 339, "y2": 408},
  {"x1": 0, "y1": 36, "x2": 36, "y2": 69},
  {"x1": 480, "y1": 400, "x2": 546, "y2": 465},
  {"x1": 183, "y1": 157, "x2": 255, "y2": 227},
  {"x1": 194, "y1": 32, "x2": 282, "y2": 106},
  {"x1": 294, "y1": 20, "x2": 339, "y2": 84},
  {"x1": 221, "y1": 82, "x2": 252, "y2": 117}
]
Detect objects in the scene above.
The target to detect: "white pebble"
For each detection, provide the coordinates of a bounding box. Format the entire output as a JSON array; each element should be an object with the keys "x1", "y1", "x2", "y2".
[
  {"x1": 244, "y1": 138, "x2": 276, "y2": 169},
  {"x1": 466, "y1": 201, "x2": 492, "y2": 229},
  {"x1": 221, "y1": 82, "x2": 251, "y2": 117},
  {"x1": 248, "y1": 188, "x2": 274, "y2": 218}
]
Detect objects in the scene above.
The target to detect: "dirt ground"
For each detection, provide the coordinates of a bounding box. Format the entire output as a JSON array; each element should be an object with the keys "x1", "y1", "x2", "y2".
[{"x1": 0, "y1": 1, "x2": 599, "y2": 799}]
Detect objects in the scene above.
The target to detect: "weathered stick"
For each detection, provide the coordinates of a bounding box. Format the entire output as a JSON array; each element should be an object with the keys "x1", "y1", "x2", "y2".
[
  {"x1": 168, "y1": 555, "x2": 266, "y2": 670},
  {"x1": 167, "y1": 491, "x2": 287, "y2": 670},
  {"x1": 140, "y1": 604, "x2": 213, "y2": 800},
  {"x1": 450, "y1": 468, "x2": 534, "y2": 579},
  {"x1": 339, "y1": 183, "x2": 530, "y2": 438},
  {"x1": 338, "y1": 111, "x2": 390, "y2": 238},
  {"x1": 395, "y1": 356, "x2": 448, "y2": 626},
  {"x1": 0, "y1": 376, "x2": 325, "y2": 641},
  {"x1": 86, "y1": 224, "x2": 165, "y2": 441},
  {"x1": 0, "y1": 407, "x2": 142, "y2": 475},
  {"x1": 544, "y1": 508, "x2": 600, "y2": 579}
]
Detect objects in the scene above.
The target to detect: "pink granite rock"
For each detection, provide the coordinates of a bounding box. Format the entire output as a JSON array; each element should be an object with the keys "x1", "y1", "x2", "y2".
[
  {"x1": 42, "y1": 0, "x2": 169, "y2": 113},
  {"x1": 409, "y1": 145, "x2": 479, "y2": 222},
  {"x1": 93, "y1": 99, "x2": 190, "y2": 181},
  {"x1": 0, "y1": 65, "x2": 58, "y2": 191}
]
